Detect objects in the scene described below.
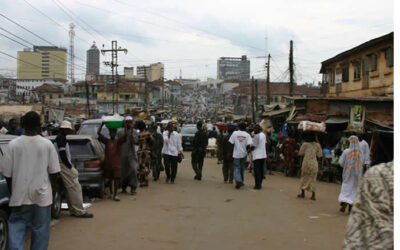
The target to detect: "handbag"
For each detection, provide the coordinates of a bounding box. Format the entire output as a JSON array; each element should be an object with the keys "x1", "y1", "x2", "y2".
[{"x1": 177, "y1": 153, "x2": 184, "y2": 163}]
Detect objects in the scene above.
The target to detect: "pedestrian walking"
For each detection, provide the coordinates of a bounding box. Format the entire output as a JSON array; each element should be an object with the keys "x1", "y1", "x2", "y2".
[
  {"x1": 121, "y1": 117, "x2": 139, "y2": 195},
  {"x1": 2, "y1": 111, "x2": 60, "y2": 250},
  {"x1": 162, "y1": 122, "x2": 183, "y2": 184},
  {"x1": 150, "y1": 124, "x2": 164, "y2": 181},
  {"x1": 338, "y1": 135, "x2": 363, "y2": 213},
  {"x1": 343, "y1": 161, "x2": 393, "y2": 249},
  {"x1": 222, "y1": 124, "x2": 235, "y2": 183},
  {"x1": 229, "y1": 122, "x2": 253, "y2": 189},
  {"x1": 191, "y1": 121, "x2": 208, "y2": 180},
  {"x1": 98, "y1": 121, "x2": 126, "y2": 201},
  {"x1": 136, "y1": 120, "x2": 153, "y2": 187},
  {"x1": 297, "y1": 133, "x2": 323, "y2": 200},
  {"x1": 358, "y1": 134, "x2": 370, "y2": 174},
  {"x1": 280, "y1": 136, "x2": 298, "y2": 176},
  {"x1": 55, "y1": 121, "x2": 94, "y2": 217},
  {"x1": 250, "y1": 125, "x2": 267, "y2": 190}
]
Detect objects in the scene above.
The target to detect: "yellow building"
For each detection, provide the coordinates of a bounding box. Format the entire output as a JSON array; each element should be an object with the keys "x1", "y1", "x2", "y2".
[
  {"x1": 17, "y1": 46, "x2": 67, "y2": 80},
  {"x1": 97, "y1": 83, "x2": 141, "y2": 104},
  {"x1": 137, "y1": 62, "x2": 164, "y2": 82},
  {"x1": 320, "y1": 32, "x2": 393, "y2": 97}
]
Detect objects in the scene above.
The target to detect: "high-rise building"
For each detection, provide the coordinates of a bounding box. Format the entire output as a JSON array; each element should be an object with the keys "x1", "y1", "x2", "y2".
[
  {"x1": 217, "y1": 55, "x2": 250, "y2": 80},
  {"x1": 86, "y1": 42, "x2": 100, "y2": 76},
  {"x1": 137, "y1": 62, "x2": 164, "y2": 81},
  {"x1": 17, "y1": 46, "x2": 67, "y2": 80}
]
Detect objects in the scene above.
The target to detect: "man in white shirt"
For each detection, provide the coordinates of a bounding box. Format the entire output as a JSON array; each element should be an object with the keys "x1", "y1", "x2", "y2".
[
  {"x1": 250, "y1": 125, "x2": 267, "y2": 189},
  {"x1": 2, "y1": 111, "x2": 60, "y2": 250},
  {"x1": 229, "y1": 123, "x2": 253, "y2": 189},
  {"x1": 162, "y1": 122, "x2": 183, "y2": 184},
  {"x1": 358, "y1": 134, "x2": 371, "y2": 174}
]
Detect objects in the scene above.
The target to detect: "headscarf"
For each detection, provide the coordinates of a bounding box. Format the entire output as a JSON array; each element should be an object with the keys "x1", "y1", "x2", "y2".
[{"x1": 344, "y1": 135, "x2": 362, "y2": 182}]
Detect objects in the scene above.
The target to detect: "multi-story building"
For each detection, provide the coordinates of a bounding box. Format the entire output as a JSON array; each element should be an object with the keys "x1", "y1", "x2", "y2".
[
  {"x1": 17, "y1": 46, "x2": 67, "y2": 80},
  {"x1": 73, "y1": 81, "x2": 106, "y2": 99},
  {"x1": 86, "y1": 42, "x2": 100, "y2": 76},
  {"x1": 33, "y1": 84, "x2": 64, "y2": 104},
  {"x1": 137, "y1": 62, "x2": 164, "y2": 82},
  {"x1": 16, "y1": 79, "x2": 64, "y2": 98},
  {"x1": 320, "y1": 32, "x2": 393, "y2": 97},
  {"x1": 0, "y1": 76, "x2": 16, "y2": 103},
  {"x1": 217, "y1": 55, "x2": 250, "y2": 80}
]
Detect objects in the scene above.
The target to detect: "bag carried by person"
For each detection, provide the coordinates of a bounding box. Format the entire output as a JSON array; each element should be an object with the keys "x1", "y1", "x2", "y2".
[{"x1": 177, "y1": 153, "x2": 184, "y2": 163}]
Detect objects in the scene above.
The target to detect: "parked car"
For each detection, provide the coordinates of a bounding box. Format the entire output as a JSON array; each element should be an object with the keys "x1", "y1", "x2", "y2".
[
  {"x1": 48, "y1": 135, "x2": 105, "y2": 199},
  {"x1": 180, "y1": 124, "x2": 197, "y2": 150}
]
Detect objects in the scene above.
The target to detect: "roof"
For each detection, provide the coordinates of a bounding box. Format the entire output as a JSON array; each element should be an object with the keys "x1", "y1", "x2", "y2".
[
  {"x1": 233, "y1": 82, "x2": 320, "y2": 97},
  {"x1": 97, "y1": 83, "x2": 139, "y2": 93},
  {"x1": 33, "y1": 84, "x2": 63, "y2": 92},
  {"x1": 320, "y1": 32, "x2": 393, "y2": 73},
  {"x1": 289, "y1": 96, "x2": 393, "y2": 102},
  {"x1": 74, "y1": 81, "x2": 107, "y2": 86}
]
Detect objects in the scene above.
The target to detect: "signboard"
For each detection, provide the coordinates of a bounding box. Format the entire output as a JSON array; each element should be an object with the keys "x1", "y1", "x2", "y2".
[{"x1": 349, "y1": 105, "x2": 365, "y2": 132}]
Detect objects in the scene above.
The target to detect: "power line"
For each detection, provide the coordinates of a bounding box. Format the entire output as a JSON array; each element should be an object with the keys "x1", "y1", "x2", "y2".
[
  {"x1": 0, "y1": 32, "x2": 30, "y2": 48},
  {"x1": 0, "y1": 12, "x2": 56, "y2": 46}
]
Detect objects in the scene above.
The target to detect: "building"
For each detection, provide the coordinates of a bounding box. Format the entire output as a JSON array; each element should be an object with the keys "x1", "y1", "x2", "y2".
[
  {"x1": 73, "y1": 81, "x2": 106, "y2": 99},
  {"x1": 86, "y1": 42, "x2": 100, "y2": 76},
  {"x1": 17, "y1": 46, "x2": 67, "y2": 80},
  {"x1": 16, "y1": 79, "x2": 64, "y2": 98},
  {"x1": 33, "y1": 84, "x2": 64, "y2": 104},
  {"x1": 137, "y1": 62, "x2": 164, "y2": 82},
  {"x1": 320, "y1": 32, "x2": 393, "y2": 97},
  {"x1": 96, "y1": 83, "x2": 145, "y2": 114},
  {"x1": 217, "y1": 55, "x2": 250, "y2": 80},
  {"x1": 233, "y1": 81, "x2": 320, "y2": 105},
  {"x1": 0, "y1": 76, "x2": 16, "y2": 103},
  {"x1": 180, "y1": 78, "x2": 200, "y2": 91}
]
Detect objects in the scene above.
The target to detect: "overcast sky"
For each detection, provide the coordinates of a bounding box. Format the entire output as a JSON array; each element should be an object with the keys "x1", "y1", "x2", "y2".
[{"x1": 0, "y1": 0, "x2": 394, "y2": 84}]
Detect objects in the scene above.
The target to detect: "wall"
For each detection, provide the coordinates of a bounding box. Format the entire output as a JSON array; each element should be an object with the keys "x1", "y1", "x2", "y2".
[{"x1": 326, "y1": 41, "x2": 393, "y2": 97}]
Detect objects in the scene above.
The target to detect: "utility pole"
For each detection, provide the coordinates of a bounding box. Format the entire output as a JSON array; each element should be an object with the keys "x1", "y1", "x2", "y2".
[
  {"x1": 68, "y1": 23, "x2": 75, "y2": 87},
  {"x1": 101, "y1": 40, "x2": 128, "y2": 114},
  {"x1": 255, "y1": 79, "x2": 258, "y2": 113},
  {"x1": 251, "y1": 76, "x2": 255, "y2": 122},
  {"x1": 144, "y1": 67, "x2": 149, "y2": 114},
  {"x1": 289, "y1": 40, "x2": 294, "y2": 97},
  {"x1": 85, "y1": 80, "x2": 91, "y2": 118},
  {"x1": 266, "y1": 54, "x2": 271, "y2": 104}
]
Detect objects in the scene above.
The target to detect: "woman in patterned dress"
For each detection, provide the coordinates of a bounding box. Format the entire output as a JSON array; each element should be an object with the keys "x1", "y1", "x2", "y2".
[
  {"x1": 297, "y1": 133, "x2": 323, "y2": 200},
  {"x1": 338, "y1": 135, "x2": 363, "y2": 213},
  {"x1": 136, "y1": 120, "x2": 154, "y2": 187}
]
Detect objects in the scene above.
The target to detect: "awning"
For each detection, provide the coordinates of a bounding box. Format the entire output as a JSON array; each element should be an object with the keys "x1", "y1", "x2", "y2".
[{"x1": 325, "y1": 117, "x2": 349, "y2": 124}]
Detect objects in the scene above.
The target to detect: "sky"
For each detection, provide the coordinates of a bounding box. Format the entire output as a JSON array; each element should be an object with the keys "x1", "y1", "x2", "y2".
[{"x1": 0, "y1": 0, "x2": 394, "y2": 84}]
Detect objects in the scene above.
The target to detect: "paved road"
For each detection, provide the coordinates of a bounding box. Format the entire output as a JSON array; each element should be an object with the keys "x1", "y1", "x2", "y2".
[{"x1": 49, "y1": 153, "x2": 348, "y2": 250}]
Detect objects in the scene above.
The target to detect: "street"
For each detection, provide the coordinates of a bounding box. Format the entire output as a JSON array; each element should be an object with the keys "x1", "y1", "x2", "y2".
[{"x1": 49, "y1": 152, "x2": 349, "y2": 250}]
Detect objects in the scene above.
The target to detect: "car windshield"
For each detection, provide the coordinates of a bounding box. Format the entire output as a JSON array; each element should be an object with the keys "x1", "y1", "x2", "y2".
[
  {"x1": 68, "y1": 140, "x2": 95, "y2": 157},
  {"x1": 181, "y1": 126, "x2": 197, "y2": 134},
  {"x1": 78, "y1": 123, "x2": 109, "y2": 137}
]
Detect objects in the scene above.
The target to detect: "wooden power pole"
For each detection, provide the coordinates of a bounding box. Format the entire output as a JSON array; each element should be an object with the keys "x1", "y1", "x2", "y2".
[
  {"x1": 255, "y1": 79, "x2": 258, "y2": 112},
  {"x1": 251, "y1": 76, "x2": 255, "y2": 122},
  {"x1": 289, "y1": 40, "x2": 294, "y2": 96},
  {"x1": 85, "y1": 80, "x2": 91, "y2": 118},
  {"x1": 266, "y1": 54, "x2": 271, "y2": 104}
]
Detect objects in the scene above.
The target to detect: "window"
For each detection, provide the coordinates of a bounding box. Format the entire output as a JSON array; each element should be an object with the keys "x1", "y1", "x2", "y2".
[
  {"x1": 352, "y1": 60, "x2": 361, "y2": 80},
  {"x1": 341, "y1": 65, "x2": 349, "y2": 82},
  {"x1": 364, "y1": 54, "x2": 378, "y2": 72},
  {"x1": 329, "y1": 70, "x2": 335, "y2": 85},
  {"x1": 385, "y1": 47, "x2": 393, "y2": 67}
]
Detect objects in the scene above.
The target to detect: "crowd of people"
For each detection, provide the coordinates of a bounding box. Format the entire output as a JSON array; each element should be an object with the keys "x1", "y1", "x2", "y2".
[{"x1": 0, "y1": 111, "x2": 393, "y2": 249}]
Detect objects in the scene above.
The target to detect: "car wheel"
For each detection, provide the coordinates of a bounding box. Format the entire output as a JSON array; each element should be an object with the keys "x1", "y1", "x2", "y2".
[
  {"x1": 52, "y1": 187, "x2": 62, "y2": 219},
  {"x1": 0, "y1": 209, "x2": 8, "y2": 250}
]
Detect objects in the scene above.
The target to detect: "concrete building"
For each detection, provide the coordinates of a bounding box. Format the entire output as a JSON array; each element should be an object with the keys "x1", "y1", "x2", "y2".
[
  {"x1": 137, "y1": 62, "x2": 164, "y2": 82},
  {"x1": 73, "y1": 81, "x2": 106, "y2": 99},
  {"x1": 217, "y1": 55, "x2": 250, "y2": 80},
  {"x1": 320, "y1": 32, "x2": 393, "y2": 97},
  {"x1": 86, "y1": 42, "x2": 100, "y2": 76},
  {"x1": 0, "y1": 76, "x2": 16, "y2": 103},
  {"x1": 17, "y1": 46, "x2": 67, "y2": 80},
  {"x1": 16, "y1": 79, "x2": 64, "y2": 98},
  {"x1": 33, "y1": 84, "x2": 64, "y2": 104}
]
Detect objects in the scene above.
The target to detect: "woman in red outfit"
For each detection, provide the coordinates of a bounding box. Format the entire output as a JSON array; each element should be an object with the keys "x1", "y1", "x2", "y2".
[{"x1": 97, "y1": 121, "x2": 126, "y2": 201}]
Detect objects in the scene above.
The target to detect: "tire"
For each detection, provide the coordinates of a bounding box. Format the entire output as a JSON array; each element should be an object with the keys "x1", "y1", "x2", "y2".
[
  {"x1": 51, "y1": 186, "x2": 62, "y2": 219},
  {"x1": 0, "y1": 209, "x2": 8, "y2": 250}
]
